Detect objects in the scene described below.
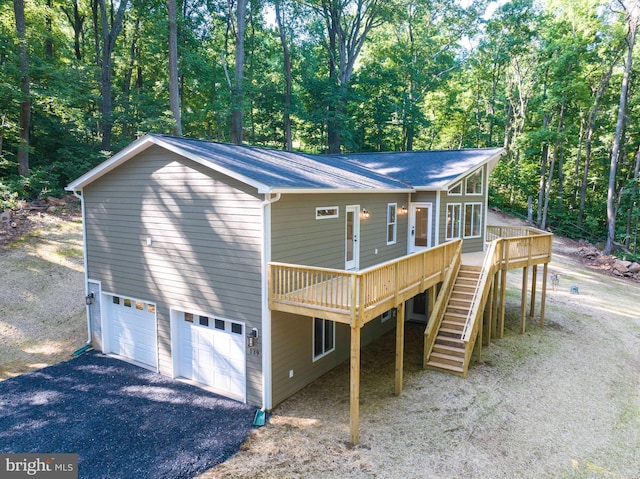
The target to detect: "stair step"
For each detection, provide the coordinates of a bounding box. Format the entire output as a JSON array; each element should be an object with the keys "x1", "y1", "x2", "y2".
[
  {"x1": 432, "y1": 344, "x2": 465, "y2": 356},
  {"x1": 425, "y1": 360, "x2": 465, "y2": 373},
  {"x1": 445, "y1": 311, "x2": 468, "y2": 320},
  {"x1": 440, "y1": 327, "x2": 464, "y2": 335},
  {"x1": 430, "y1": 351, "x2": 465, "y2": 362}
]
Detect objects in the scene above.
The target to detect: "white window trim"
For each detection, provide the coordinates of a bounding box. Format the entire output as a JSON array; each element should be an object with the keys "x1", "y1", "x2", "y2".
[
  {"x1": 316, "y1": 206, "x2": 339, "y2": 219},
  {"x1": 387, "y1": 203, "x2": 397, "y2": 245},
  {"x1": 448, "y1": 182, "x2": 462, "y2": 196},
  {"x1": 464, "y1": 202, "x2": 483, "y2": 239},
  {"x1": 312, "y1": 317, "x2": 336, "y2": 361},
  {"x1": 446, "y1": 203, "x2": 462, "y2": 240},
  {"x1": 465, "y1": 168, "x2": 483, "y2": 196}
]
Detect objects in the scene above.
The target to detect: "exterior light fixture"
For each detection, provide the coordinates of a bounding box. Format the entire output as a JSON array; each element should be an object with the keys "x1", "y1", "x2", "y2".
[
  {"x1": 361, "y1": 208, "x2": 370, "y2": 219},
  {"x1": 85, "y1": 292, "x2": 95, "y2": 305},
  {"x1": 401, "y1": 205, "x2": 408, "y2": 214},
  {"x1": 248, "y1": 327, "x2": 259, "y2": 347}
]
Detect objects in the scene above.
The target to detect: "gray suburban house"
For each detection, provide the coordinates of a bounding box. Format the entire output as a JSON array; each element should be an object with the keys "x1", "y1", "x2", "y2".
[{"x1": 66, "y1": 134, "x2": 506, "y2": 420}]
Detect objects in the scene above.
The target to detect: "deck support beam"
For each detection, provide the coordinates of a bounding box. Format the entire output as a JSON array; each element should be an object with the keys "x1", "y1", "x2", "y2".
[
  {"x1": 395, "y1": 302, "x2": 405, "y2": 396},
  {"x1": 540, "y1": 263, "x2": 548, "y2": 328},
  {"x1": 350, "y1": 324, "x2": 361, "y2": 446},
  {"x1": 520, "y1": 266, "x2": 528, "y2": 334},
  {"x1": 529, "y1": 265, "x2": 537, "y2": 318}
]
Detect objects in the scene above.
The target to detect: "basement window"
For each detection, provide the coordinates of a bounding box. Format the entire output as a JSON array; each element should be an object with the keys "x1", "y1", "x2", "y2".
[{"x1": 313, "y1": 318, "x2": 335, "y2": 360}]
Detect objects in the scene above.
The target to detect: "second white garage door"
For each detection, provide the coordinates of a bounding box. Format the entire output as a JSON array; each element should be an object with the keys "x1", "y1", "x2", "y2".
[{"x1": 178, "y1": 312, "x2": 246, "y2": 401}]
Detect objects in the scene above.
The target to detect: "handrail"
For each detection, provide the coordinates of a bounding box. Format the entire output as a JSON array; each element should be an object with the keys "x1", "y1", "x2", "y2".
[
  {"x1": 460, "y1": 239, "x2": 500, "y2": 342},
  {"x1": 423, "y1": 241, "x2": 463, "y2": 364},
  {"x1": 270, "y1": 239, "x2": 462, "y2": 324}
]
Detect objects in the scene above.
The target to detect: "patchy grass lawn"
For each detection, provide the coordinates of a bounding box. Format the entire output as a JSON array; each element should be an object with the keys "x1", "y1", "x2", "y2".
[
  {"x1": 0, "y1": 217, "x2": 86, "y2": 379},
  {"x1": 202, "y1": 212, "x2": 640, "y2": 479}
]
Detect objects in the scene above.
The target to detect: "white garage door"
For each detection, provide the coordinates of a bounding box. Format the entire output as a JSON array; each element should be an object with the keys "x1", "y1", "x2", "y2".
[
  {"x1": 106, "y1": 295, "x2": 158, "y2": 369},
  {"x1": 178, "y1": 313, "x2": 246, "y2": 400}
]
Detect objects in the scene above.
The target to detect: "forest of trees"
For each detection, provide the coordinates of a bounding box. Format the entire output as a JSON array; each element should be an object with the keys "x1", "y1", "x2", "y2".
[{"x1": 1, "y1": 0, "x2": 639, "y2": 257}]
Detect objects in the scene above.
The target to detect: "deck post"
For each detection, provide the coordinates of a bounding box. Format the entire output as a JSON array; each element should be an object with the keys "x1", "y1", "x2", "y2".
[
  {"x1": 499, "y1": 257, "x2": 507, "y2": 339},
  {"x1": 529, "y1": 265, "x2": 537, "y2": 318},
  {"x1": 491, "y1": 271, "x2": 499, "y2": 339},
  {"x1": 540, "y1": 262, "x2": 548, "y2": 328},
  {"x1": 520, "y1": 266, "x2": 528, "y2": 334},
  {"x1": 395, "y1": 302, "x2": 405, "y2": 396},
  {"x1": 350, "y1": 323, "x2": 361, "y2": 446}
]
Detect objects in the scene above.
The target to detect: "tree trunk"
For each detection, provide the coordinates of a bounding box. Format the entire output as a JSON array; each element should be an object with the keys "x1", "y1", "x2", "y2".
[
  {"x1": 230, "y1": 0, "x2": 247, "y2": 145},
  {"x1": 62, "y1": 1, "x2": 85, "y2": 61},
  {"x1": 98, "y1": 0, "x2": 128, "y2": 152},
  {"x1": 167, "y1": 0, "x2": 182, "y2": 136},
  {"x1": 13, "y1": 0, "x2": 30, "y2": 177},
  {"x1": 605, "y1": 2, "x2": 638, "y2": 254},
  {"x1": 625, "y1": 145, "x2": 640, "y2": 245},
  {"x1": 274, "y1": 0, "x2": 292, "y2": 151}
]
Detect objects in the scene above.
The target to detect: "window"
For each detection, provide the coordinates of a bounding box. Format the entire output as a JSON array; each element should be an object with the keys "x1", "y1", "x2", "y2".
[
  {"x1": 316, "y1": 207, "x2": 339, "y2": 219},
  {"x1": 215, "y1": 319, "x2": 225, "y2": 330},
  {"x1": 387, "y1": 203, "x2": 397, "y2": 244},
  {"x1": 446, "y1": 204, "x2": 462, "y2": 240},
  {"x1": 112, "y1": 296, "x2": 120, "y2": 305},
  {"x1": 448, "y1": 182, "x2": 462, "y2": 195},
  {"x1": 465, "y1": 169, "x2": 483, "y2": 195},
  {"x1": 313, "y1": 318, "x2": 335, "y2": 360},
  {"x1": 184, "y1": 313, "x2": 194, "y2": 323},
  {"x1": 199, "y1": 316, "x2": 209, "y2": 327},
  {"x1": 135, "y1": 301, "x2": 144, "y2": 311},
  {"x1": 123, "y1": 298, "x2": 132, "y2": 308},
  {"x1": 464, "y1": 203, "x2": 482, "y2": 238},
  {"x1": 231, "y1": 323, "x2": 243, "y2": 335}
]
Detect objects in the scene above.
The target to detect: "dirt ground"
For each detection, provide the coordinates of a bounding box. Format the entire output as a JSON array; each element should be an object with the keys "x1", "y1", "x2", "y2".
[
  {"x1": 0, "y1": 214, "x2": 86, "y2": 379},
  {"x1": 1, "y1": 210, "x2": 638, "y2": 478}
]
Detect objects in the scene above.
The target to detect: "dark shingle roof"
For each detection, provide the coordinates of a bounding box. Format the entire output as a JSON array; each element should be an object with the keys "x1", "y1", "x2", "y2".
[{"x1": 66, "y1": 134, "x2": 503, "y2": 193}]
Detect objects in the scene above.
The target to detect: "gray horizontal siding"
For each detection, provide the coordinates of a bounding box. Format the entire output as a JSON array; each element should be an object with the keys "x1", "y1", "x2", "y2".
[
  {"x1": 85, "y1": 145, "x2": 264, "y2": 406},
  {"x1": 272, "y1": 193, "x2": 411, "y2": 270},
  {"x1": 271, "y1": 311, "x2": 397, "y2": 407}
]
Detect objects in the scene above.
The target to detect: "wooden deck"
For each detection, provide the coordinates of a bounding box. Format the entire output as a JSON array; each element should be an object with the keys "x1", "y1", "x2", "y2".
[{"x1": 268, "y1": 225, "x2": 553, "y2": 445}]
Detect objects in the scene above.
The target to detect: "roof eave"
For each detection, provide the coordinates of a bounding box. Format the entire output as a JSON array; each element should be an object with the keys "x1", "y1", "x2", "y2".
[
  {"x1": 268, "y1": 187, "x2": 415, "y2": 194},
  {"x1": 438, "y1": 148, "x2": 505, "y2": 191},
  {"x1": 65, "y1": 134, "x2": 270, "y2": 194}
]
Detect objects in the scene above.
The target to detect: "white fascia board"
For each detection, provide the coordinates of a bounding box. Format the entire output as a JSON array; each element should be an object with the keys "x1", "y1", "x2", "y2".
[
  {"x1": 65, "y1": 134, "x2": 270, "y2": 194},
  {"x1": 436, "y1": 148, "x2": 505, "y2": 192},
  {"x1": 65, "y1": 135, "x2": 157, "y2": 191},
  {"x1": 152, "y1": 137, "x2": 269, "y2": 193},
  {"x1": 267, "y1": 187, "x2": 415, "y2": 194}
]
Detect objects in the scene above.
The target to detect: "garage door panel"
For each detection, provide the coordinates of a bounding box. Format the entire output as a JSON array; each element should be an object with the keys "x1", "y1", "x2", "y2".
[
  {"x1": 106, "y1": 295, "x2": 158, "y2": 369},
  {"x1": 178, "y1": 315, "x2": 246, "y2": 400}
]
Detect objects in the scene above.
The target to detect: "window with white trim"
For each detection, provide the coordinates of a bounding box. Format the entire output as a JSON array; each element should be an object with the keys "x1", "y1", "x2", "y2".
[
  {"x1": 464, "y1": 203, "x2": 482, "y2": 238},
  {"x1": 448, "y1": 182, "x2": 462, "y2": 195},
  {"x1": 465, "y1": 168, "x2": 483, "y2": 195},
  {"x1": 316, "y1": 207, "x2": 339, "y2": 219},
  {"x1": 446, "y1": 203, "x2": 462, "y2": 240},
  {"x1": 313, "y1": 318, "x2": 335, "y2": 360},
  {"x1": 387, "y1": 203, "x2": 397, "y2": 245}
]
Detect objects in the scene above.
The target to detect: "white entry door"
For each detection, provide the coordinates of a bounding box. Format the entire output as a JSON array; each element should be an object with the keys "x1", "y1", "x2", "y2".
[
  {"x1": 178, "y1": 314, "x2": 246, "y2": 401},
  {"x1": 409, "y1": 203, "x2": 433, "y2": 253},
  {"x1": 345, "y1": 205, "x2": 360, "y2": 270}
]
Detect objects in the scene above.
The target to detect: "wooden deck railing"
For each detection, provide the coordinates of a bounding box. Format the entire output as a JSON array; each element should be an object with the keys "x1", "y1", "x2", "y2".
[
  {"x1": 269, "y1": 226, "x2": 552, "y2": 327},
  {"x1": 269, "y1": 240, "x2": 462, "y2": 326}
]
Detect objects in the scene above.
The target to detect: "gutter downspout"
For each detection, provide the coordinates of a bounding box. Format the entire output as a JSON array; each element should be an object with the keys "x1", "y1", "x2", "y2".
[
  {"x1": 260, "y1": 192, "x2": 281, "y2": 413},
  {"x1": 72, "y1": 190, "x2": 92, "y2": 345}
]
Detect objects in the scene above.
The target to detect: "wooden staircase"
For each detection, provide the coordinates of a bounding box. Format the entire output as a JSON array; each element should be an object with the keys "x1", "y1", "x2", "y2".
[{"x1": 425, "y1": 265, "x2": 482, "y2": 377}]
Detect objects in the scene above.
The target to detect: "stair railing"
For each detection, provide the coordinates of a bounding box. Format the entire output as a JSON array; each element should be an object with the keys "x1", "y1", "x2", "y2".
[
  {"x1": 459, "y1": 239, "x2": 501, "y2": 343},
  {"x1": 423, "y1": 240, "x2": 463, "y2": 367}
]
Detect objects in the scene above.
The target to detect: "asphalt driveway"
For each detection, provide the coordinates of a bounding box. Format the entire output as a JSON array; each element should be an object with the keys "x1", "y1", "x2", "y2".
[{"x1": 0, "y1": 351, "x2": 257, "y2": 478}]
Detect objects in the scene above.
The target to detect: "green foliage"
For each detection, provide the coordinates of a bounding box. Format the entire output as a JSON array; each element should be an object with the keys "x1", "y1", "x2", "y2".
[{"x1": 0, "y1": 0, "x2": 636, "y2": 246}]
